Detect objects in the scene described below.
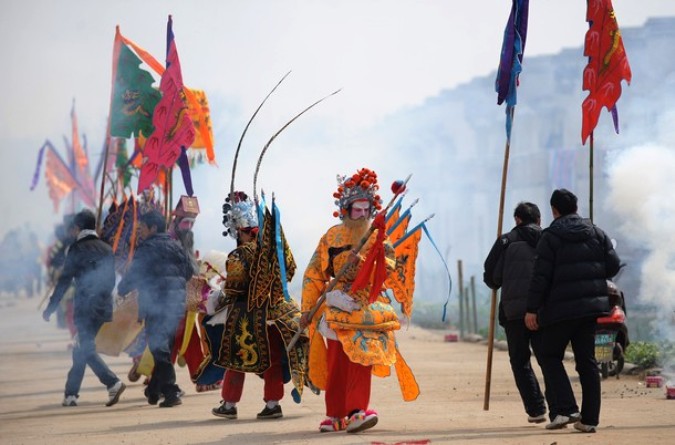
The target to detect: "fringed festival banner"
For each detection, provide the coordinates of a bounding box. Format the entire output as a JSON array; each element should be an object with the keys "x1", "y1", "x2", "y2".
[
  {"x1": 109, "y1": 27, "x2": 161, "y2": 140},
  {"x1": 581, "y1": 0, "x2": 632, "y2": 144},
  {"x1": 495, "y1": 0, "x2": 529, "y2": 141},
  {"x1": 137, "y1": 16, "x2": 195, "y2": 193}
]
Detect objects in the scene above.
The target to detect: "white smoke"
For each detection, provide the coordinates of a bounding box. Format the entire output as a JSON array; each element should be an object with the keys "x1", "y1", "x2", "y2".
[{"x1": 607, "y1": 142, "x2": 675, "y2": 375}]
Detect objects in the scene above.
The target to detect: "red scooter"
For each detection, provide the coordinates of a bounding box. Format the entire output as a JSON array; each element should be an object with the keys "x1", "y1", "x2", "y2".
[{"x1": 595, "y1": 281, "x2": 629, "y2": 379}]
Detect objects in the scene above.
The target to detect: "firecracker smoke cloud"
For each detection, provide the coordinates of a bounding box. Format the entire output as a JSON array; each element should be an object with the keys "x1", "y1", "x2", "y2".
[{"x1": 607, "y1": 137, "x2": 675, "y2": 374}]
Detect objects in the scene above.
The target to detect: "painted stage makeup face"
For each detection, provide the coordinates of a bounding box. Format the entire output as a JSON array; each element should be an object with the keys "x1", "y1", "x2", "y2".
[{"x1": 350, "y1": 200, "x2": 371, "y2": 220}]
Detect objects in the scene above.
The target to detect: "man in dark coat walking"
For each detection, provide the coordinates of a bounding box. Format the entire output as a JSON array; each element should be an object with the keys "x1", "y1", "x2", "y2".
[
  {"x1": 525, "y1": 189, "x2": 621, "y2": 433},
  {"x1": 118, "y1": 210, "x2": 194, "y2": 407},
  {"x1": 484, "y1": 201, "x2": 547, "y2": 424},
  {"x1": 43, "y1": 209, "x2": 126, "y2": 407}
]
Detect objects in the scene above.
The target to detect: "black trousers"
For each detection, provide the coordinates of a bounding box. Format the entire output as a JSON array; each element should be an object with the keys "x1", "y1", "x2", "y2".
[
  {"x1": 539, "y1": 317, "x2": 600, "y2": 426},
  {"x1": 145, "y1": 313, "x2": 182, "y2": 398},
  {"x1": 504, "y1": 319, "x2": 547, "y2": 417}
]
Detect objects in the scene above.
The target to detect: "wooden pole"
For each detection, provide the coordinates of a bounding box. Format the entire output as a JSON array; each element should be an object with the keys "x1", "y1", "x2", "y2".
[
  {"x1": 589, "y1": 132, "x2": 594, "y2": 222},
  {"x1": 471, "y1": 275, "x2": 478, "y2": 335},
  {"x1": 484, "y1": 109, "x2": 513, "y2": 410},
  {"x1": 96, "y1": 138, "x2": 112, "y2": 232},
  {"x1": 464, "y1": 286, "x2": 471, "y2": 334},
  {"x1": 457, "y1": 260, "x2": 464, "y2": 339},
  {"x1": 96, "y1": 27, "x2": 122, "y2": 232}
]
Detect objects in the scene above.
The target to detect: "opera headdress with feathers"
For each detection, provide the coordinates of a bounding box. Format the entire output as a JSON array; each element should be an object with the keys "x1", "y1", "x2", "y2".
[
  {"x1": 333, "y1": 167, "x2": 383, "y2": 219},
  {"x1": 221, "y1": 191, "x2": 258, "y2": 239}
]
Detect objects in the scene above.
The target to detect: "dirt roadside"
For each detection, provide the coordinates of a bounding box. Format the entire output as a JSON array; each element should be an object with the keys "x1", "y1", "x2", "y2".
[{"x1": 0, "y1": 296, "x2": 672, "y2": 445}]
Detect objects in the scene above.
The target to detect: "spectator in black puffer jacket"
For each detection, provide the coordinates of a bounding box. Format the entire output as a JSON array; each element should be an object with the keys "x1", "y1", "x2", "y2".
[
  {"x1": 525, "y1": 189, "x2": 620, "y2": 434},
  {"x1": 118, "y1": 210, "x2": 194, "y2": 408},
  {"x1": 43, "y1": 209, "x2": 126, "y2": 407},
  {"x1": 484, "y1": 202, "x2": 547, "y2": 425}
]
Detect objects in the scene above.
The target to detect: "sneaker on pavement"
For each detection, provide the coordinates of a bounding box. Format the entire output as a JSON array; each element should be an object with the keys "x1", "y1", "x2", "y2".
[
  {"x1": 212, "y1": 402, "x2": 238, "y2": 419},
  {"x1": 545, "y1": 413, "x2": 580, "y2": 430},
  {"x1": 105, "y1": 381, "x2": 126, "y2": 407},
  {"x1": 346, "y1": 409, "x2": 378, "y2": 433},
  {"x1": 62, "y1": 395, "x2": 78, "y2": 407},
  {"x1": 159, "y1": 395, "x2": 182, "y2": 408},
  {"x1": 527, "y1": 413, "x2": 547, "y2": 424},
  {"x1": 257, "y1": 404, "x2": 283, "y2": 419},
  {"x1": 574, "y1": 421, "x2": 597, "y2": 433},
  {"x1": 319, "y1": 417, "x2": 348, "y2": 433}
]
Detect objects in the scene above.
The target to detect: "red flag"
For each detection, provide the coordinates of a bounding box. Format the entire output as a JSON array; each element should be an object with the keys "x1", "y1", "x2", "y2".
[
  {"x1": 351, "y1": 211, "x2": 388, "y2": 302},
  {"x1": 137, "y1": 16, "x2": 195, "y2": 193},
  {"x1": 581, "y1": 0, "x2": 632, "y2": 145}
]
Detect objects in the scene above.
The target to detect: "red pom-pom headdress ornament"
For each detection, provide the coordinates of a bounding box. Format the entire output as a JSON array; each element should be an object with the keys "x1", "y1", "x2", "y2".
[{"x1": 332, "y1": 167, "x2": 383, "y2": 219}]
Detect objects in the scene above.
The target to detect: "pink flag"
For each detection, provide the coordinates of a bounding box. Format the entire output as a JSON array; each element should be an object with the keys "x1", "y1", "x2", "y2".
[{"x1": 137, "y1": 16, "x2": 195, "y2": 193}]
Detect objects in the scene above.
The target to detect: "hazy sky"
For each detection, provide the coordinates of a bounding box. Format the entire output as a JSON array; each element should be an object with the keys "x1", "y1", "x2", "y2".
[{"x1": 2, "y1": 0, "x2": 674, "y2": 262}]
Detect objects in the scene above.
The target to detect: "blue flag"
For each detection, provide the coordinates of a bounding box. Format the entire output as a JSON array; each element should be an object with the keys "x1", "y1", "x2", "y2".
[{"x1": 495, "y1": 0, "x2": 529, "y2": 140}]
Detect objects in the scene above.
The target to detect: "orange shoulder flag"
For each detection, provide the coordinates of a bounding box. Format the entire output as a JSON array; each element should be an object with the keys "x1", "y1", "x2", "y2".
[
  {"x1": 385, "y1": 205, "x2": 401, "y2": 234},
  {"x1": 386, "y1": 228, "x2": 422, "y2": 318},
  {"x1": 388, "y1": 212, "x2": 411, "y2": 246},
  {"x1": 581, "y1": 0, "x2": 632, "y2": 144}
]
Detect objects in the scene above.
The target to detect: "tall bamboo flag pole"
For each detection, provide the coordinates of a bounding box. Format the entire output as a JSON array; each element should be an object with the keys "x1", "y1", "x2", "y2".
[
  {"x1": 589, "y1": 132, "x2": 594, "y2": 221},
  {"x1": 485, "y1": 0, "x2": 529, "y2": 411},
  {"x1": 484, "y1": 109, "x2": 513, "y2": 410},
  {"x1": 581, "y1": 0, "x2": 631, "y2": 223},
  {"x1": 96, "y1": 26, "x2": 123, "y2": 232}
]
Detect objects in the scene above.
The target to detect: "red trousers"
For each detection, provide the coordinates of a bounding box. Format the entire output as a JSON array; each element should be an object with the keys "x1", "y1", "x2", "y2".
[
  {"x1": 221, "y1": 326, "x2": 284, "y2": 403},
  {"x1": 325, "y1": 338, "x2": 372, "y2": 418}
]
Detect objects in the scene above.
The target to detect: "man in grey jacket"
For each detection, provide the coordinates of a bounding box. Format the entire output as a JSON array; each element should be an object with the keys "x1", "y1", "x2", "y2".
[
  {"x1": 43, "y1": 209, "x2": 126, "y2": 407},
  {"x1": 526, "y1": 189, "x2": 621, "y2": 433},
  {"x1": 484, "y1": 202, "x2": 547, "y2": 424}
]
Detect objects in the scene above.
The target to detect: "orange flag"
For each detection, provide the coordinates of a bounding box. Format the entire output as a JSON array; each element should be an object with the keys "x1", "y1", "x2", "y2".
[
  {"x1": 387, "y1": 228, "x2": 422, "y2": 318},
  {"x1": 70, "y1": 102, "x2": 96, "y2": 207},
  {"x1": 45, "y1": 144, "x2": 79, "y2": 212}
]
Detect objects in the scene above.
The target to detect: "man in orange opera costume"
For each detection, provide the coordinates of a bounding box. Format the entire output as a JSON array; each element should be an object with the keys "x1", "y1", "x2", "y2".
[{"x1": 300, "y1": 168, "x2": 419, "y2": 434}]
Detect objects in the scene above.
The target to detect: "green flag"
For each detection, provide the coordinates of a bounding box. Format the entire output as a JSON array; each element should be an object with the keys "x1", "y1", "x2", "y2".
[{"x1": 110, "y1": 34, "x2": 161, "y2": 138}]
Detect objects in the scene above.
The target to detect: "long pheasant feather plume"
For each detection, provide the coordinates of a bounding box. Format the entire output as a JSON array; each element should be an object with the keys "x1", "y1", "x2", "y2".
[
  {"x1": 253, "y1": 88, "x2": 341, "y2": 203},
  {"x1": 229, "y1": 71, "x2": 291, "y2": 201}
]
